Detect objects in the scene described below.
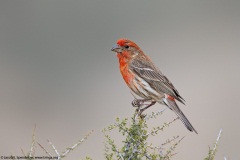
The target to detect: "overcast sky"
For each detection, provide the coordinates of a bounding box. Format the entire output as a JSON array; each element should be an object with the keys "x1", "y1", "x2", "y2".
[{"x1": 0, "y1": 0, "x2": 240, "y2": 159}]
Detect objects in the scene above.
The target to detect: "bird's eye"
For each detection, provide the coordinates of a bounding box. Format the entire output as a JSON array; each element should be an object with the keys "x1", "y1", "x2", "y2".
[{"x1": 125, "y1": 45, "x2": 129, "y2": 49}]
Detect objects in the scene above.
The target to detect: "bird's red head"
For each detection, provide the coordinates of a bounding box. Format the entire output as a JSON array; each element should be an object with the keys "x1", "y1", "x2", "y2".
[
  {"x1": 116, "y1": 39, "x2": 139, "y2": 48},
  {"x1": 111, "y1": 39, "x2": 142, "y2": 59}
]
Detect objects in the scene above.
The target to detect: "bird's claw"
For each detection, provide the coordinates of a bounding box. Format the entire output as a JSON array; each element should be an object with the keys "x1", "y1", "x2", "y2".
[
  {"x1": 131, "y1": 99, "x2": 144, "y2": 107},
  {"x1": 132, "y1": 99, "x2": 156, "y2": 118},
  {"x1": 139, "y1": 112, "x2": 146, "y2": 119},
  {"x1": 135, "y1": 108, "x2": 146, "y2": 119}
]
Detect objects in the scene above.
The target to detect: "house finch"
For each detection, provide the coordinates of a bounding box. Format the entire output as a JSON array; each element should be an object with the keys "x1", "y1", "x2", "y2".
[{"x1": 111, "y1": 39, "x2": 197, "y2": 134}]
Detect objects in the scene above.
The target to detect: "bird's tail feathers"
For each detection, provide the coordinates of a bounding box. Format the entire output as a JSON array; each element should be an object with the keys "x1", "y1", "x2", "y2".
[{"x1": 162, "y1": 97, "x2": 198, "y2": 134}]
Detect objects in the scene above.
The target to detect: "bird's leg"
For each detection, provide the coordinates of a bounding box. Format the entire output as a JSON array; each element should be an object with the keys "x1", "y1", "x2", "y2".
[
  {"x1": 139, "y1": 101, "x2": 156, "y2": 118},
  {"x1": 131, "y1": 99, "x2": 153, "y2": 108},
  {"x1": 132, "y1": 99, "x2": 144, "y2": 115},
  {"x1": 132, "y1": 99, "x2": 144, "y2": 108},
  {"x1": 131, "y1": 99, "x2": 156, "y2": 118}
]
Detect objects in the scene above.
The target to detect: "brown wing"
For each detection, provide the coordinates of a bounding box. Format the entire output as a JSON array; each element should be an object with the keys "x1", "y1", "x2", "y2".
[{"x1": 130, "y1": 58, "x2": 185, "y2": 104}]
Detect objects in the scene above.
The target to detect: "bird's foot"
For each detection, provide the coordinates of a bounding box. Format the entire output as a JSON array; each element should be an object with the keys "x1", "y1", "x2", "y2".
[
  {"x1": 132, "y1": 99, "x2": 145, "y2": 108},
  {"x1": 132, "y1": 99, "x2": 153, "y2": 108},
  {"x1": 134, "y1": 106, "x2": 146, "y2": 119},
  {"x1": 132, "y1": 99, "x2": 156, "y2": 118}
]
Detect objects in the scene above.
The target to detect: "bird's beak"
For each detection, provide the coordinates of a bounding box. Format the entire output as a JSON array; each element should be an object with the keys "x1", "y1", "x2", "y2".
[{"x1": 111, "y1": 44, "x2": 122, "y2": 53}]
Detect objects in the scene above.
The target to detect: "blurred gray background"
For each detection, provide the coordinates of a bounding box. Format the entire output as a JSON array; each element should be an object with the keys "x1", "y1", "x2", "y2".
[{"x1": 0, "y1": 0, "x2": 240, "y2": 159}]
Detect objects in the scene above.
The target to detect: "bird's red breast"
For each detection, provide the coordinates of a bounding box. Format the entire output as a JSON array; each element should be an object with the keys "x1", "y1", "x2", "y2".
[{"x1": 117, "y1": 52, "x2": 134, "y2": 86}]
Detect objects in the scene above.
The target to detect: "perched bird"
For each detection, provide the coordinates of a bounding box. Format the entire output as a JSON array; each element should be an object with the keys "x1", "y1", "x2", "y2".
[{"x1": 111, "y1": 39, "x2": 197, "y2": 134}]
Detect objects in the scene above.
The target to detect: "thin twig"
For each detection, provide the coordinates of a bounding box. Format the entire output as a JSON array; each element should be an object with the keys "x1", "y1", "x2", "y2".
[
  {"x1": 144, "y1": 109, "x2": 166, "y2": 120},
  {"x1": 164, "y1": 136, "x2": 185, "y2": 158},
  {"x1": 29, "y1": 124, "x2": 36, "y2": 157},
  {"x1": 147, "y1": 117, "x2": 179, "y2": 136},
  {"x1": 37, "y1": 142, "x2": 53, "y2": 157},
  {"x1": 61, "y1": 130, "x2": 94, "y2": 158},
  {"x1": 47, "y1": 139, "x2": 60, "y2": 158},
  {"x1": 162, "y1": 136, "x2": 180, "y2": 146},
  {"x1": 21, "y1": 148, "x2": 26, "y2": 157},
  {"x1": 209, "y1": 129, "x2": 222, "y2": 159},
  {"x1": 212, "y1": 129, "x2": 222, "y2": 152},
  {"x1": 116, "y1": 149, "x2": 124, "y2": 160}
]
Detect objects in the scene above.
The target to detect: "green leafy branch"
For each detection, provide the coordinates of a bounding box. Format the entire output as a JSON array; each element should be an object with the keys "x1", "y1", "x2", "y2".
[{"x1": 103, "y1": 109, "x2": 184, "y2": 160}]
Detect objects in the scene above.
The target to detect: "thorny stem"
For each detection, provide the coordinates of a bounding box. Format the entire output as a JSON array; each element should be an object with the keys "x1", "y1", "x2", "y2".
[{"x1": 209, "y1": 129, "x2": 223, "y2": 160}]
